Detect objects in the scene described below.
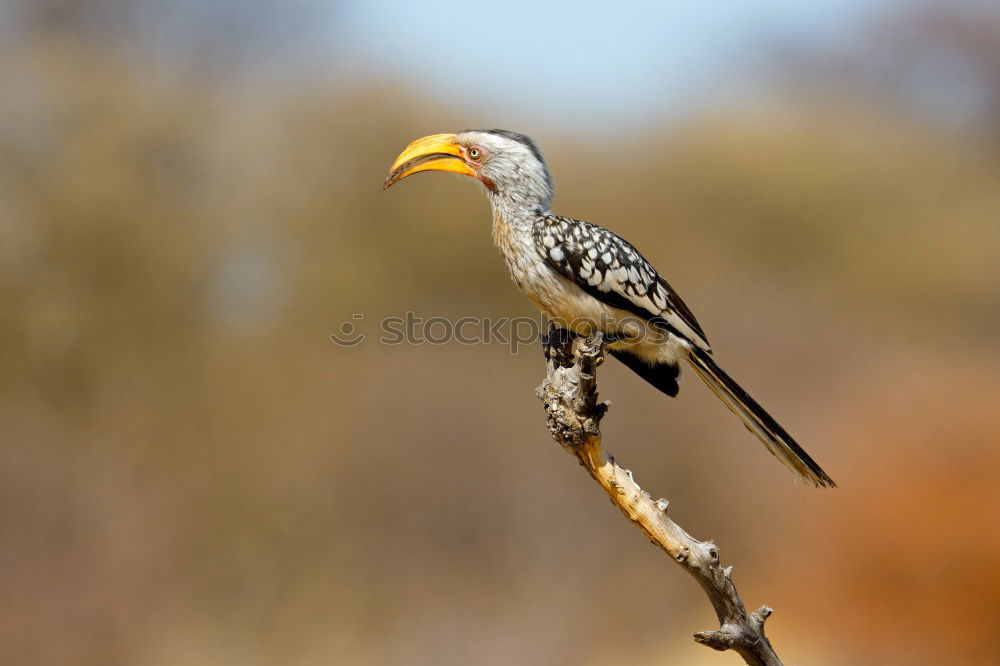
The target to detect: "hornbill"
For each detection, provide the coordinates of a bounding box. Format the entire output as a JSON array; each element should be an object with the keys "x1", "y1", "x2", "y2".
[{"x1": 383, "y1": 130, "x2": 835, "y2": 488}]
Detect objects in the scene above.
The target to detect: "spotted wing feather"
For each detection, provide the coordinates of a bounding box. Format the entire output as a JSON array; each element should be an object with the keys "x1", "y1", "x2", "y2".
[{"x1": 532, "y1": 215, "x2": 710, "y2": 351}]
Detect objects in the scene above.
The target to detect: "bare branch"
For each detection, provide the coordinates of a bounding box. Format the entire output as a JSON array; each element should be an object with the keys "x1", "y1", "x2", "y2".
[{"x1": 535, "y1": 327, "x2": 783, "y2": 666}]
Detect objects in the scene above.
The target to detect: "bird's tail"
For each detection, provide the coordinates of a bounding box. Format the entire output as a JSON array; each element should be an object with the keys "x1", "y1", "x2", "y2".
[{"x1": 686, "y1": 348, "x2": 835, "y2": 488}]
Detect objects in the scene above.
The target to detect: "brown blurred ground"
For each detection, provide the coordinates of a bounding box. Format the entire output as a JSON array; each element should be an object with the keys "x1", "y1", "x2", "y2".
[{"x1": 1, "y1": 3, "x2": 999, "y2": 665}]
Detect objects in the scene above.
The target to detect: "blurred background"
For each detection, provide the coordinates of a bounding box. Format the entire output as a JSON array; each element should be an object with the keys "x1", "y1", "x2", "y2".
[{"x1": 1, "y1": 1, "x2": 998, "y2": 664}]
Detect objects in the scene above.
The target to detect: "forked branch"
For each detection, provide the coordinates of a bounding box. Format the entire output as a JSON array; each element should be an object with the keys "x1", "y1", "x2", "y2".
[{"x1": 535, "y1": 327, "x2": 782, "y2": 666}]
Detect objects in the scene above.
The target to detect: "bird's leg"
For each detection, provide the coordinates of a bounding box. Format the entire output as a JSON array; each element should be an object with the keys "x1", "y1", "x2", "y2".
[
  {"x1": 541, "y1": 323, "x2": 577, "y2": 368},
  {"x1": 569, "y1": 332, "x2": 608, "y2": 423},
  {"x1": 540, "y1": 325, "x2": 608, "y2": 425},
  {"x1": 537, "y1": 328, "x2": 609, "y2": 451}
]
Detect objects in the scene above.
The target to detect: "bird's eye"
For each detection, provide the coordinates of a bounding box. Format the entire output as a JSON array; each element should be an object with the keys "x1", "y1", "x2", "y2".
[{"x1": 468, "y1": 146, "x2": 483, "y2": 160}]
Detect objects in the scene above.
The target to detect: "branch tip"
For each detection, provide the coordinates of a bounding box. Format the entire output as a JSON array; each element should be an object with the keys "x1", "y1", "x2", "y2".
[
  {"x1": 694, "y1": 628, "x2": 736, "y2": 651},
  {"x1": 751, "y1": 605, "x2": 773, "y2": 625}
]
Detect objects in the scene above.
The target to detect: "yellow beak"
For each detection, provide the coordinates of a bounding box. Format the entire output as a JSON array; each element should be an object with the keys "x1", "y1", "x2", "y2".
[{"x1": 383, "y1": 133, "x2": 476, "y2": 190}]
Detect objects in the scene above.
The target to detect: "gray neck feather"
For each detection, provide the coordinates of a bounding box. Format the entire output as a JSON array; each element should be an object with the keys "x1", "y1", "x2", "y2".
[
  {"x1": 485, "y1": 176, "x2": 552, "y2": 231},
  {"x1": 487, "y1": 192, "x2": 543, "y2": 231}
]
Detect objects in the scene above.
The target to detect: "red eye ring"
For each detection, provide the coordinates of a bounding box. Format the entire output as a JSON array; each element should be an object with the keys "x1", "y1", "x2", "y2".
[{"x1": 467, "y1": 146, "x2": 484, "y2": 161}]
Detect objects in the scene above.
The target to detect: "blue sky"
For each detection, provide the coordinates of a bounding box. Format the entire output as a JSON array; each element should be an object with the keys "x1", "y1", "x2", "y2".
[
  {"x1": 0, "y1": 0, "x2": 909, "y2": 126},
  {"x1": 338, "y1": 1, "x2": 903, "y2": 126}
]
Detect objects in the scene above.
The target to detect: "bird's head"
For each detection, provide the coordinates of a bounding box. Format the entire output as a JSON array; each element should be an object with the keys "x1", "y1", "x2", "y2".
[{"x1": 383, "y1": 129, "x2": 553, "y2": 210}]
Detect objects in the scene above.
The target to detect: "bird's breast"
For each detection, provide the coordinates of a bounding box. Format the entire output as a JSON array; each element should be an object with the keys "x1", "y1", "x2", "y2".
[
  {"x1": 492, "y1": 215, "x2": 639, "y2": 327},
  {"x1": 491, "y1": 214, "x2": 688, "y2": 364}
]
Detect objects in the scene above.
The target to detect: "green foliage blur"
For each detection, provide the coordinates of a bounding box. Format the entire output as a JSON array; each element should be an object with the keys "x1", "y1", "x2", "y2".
[{"x1": 1, "y1": 2, "x2": 998, "y2": 665}]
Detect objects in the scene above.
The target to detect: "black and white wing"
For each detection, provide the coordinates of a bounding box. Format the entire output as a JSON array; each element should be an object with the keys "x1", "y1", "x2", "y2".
[
  {"x1": 532, "y1": 216, "x2": 835, "y2": 486},
  {"x1": 533, "y1": 215, "x2": 710, "y2": 352}
]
